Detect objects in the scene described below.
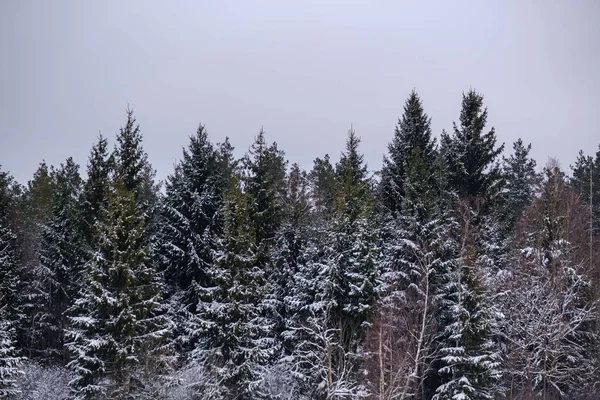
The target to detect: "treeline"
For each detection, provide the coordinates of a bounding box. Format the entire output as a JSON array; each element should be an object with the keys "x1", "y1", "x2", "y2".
[{"x1": 1, "y1": 90, "x2": 600, "y2": 399}]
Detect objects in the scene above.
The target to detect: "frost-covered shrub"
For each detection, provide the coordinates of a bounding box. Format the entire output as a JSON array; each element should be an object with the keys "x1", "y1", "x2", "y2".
[{"x1": 15, "y1": 362, "x2": 73, "y2": 400}]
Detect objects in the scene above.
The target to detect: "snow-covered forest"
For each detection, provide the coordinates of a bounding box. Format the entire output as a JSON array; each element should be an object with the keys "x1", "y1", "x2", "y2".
[{"x1": 1, "y1": 90, "x2": 600, "y2": 400}]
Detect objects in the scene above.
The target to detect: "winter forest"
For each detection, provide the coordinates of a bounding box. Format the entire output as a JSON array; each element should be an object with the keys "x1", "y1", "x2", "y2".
[{"x1": 1, "y1": 89, "x2": 600, "y2": 400}]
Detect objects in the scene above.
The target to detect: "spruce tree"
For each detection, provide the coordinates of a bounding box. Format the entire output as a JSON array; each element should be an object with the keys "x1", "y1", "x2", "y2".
[
  {"x1": 442, "y1": 90, "x2": 504, "y2": 201},
  {"x1": 433, "y1": 203, "x2": 501, "y2": 400},
  {"x1": 33, "y1": 158, "x2": 85, "y2": 363},
  {"x1": 243, "y1": 128, "x2": 287, "y2": 247},
  {"x1": 381, "y1": 90, "x2": 436, "y2": 215},
  {"x1": 571, "y1": 144, "x2": 600, "y2": 228},
  {"x1": 0, "y1": 307, "x2": 21, "y2": 398},
  {"x1": 113, "y1": 108, "x2": 159, "y2": 220},
  {"x1": 196, "y1": 174, "x2": 273, "y2": 399},
  {"x1": 0, "y1": 167, "x2": 21, "y2": 338},
  {"x1": 67, "y1": 178, "x2": 171, "y2": 399},
  {"x1": 155, "y1": 124, "x2": 230, "y2": 352},
  {"x1": 501, "y1": 138, "x2": 539, "y2": 232},
  {"x1": 329, "y1": 127, "x2": 378, "y2": 361},
  {"x1": 80, "y1": 135, "x2": 113, "y2": 248},
  {"x1": 309, "y1": 155, "x2": 336, "y2": 216},
  {"x1": 272, "y1": 163, "x2": 311, "y2": 355}
]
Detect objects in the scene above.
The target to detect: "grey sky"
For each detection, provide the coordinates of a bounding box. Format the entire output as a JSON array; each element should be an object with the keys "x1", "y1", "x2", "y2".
[{"x1": 1, "y1": 0, "x2": 599, "y2": 185}]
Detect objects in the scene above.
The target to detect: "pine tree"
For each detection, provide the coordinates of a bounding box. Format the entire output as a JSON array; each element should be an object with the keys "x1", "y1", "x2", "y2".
[
  {"x1": 442, "y1": 90, "x2": 504, "y2": 201},
  {"x1": 33, "y1": 158, "x2": 85, "y2": 363},
  {"x1": 381, "y1": 90, "x2": 436, "y2": 215},
  {"x1": 67, "y1": 179, "x2": 171, "y2": 399}
]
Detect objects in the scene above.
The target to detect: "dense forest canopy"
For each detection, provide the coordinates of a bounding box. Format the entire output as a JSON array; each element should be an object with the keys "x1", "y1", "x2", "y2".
[{"x1": 1, "y1": 90, "x2": 600, "y2": 400}]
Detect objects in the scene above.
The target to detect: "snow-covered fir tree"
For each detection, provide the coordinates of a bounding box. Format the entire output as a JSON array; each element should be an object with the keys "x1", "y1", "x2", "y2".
[
  {"x1": 571, "y1": 144, "x2": 600, "y2": 228},
  {"x1": 303, "y1": 128, "x2": 379, "y2": 396},
  {"x1": 500, "y1": 138, "x2": 539, "y2": 233},
  {"x1": 154, "y1": 125, "x2": 230, "y2": 352},
  {"x1": 0, "y1": 307, "x2": 22, "y2": 398},
  {"x1": 0, "y1": 167, "x2": 22, "y2": 345},
  {"x1": 433, "y1": 201, "x2": 501, "y2": 400},
  {"x1": 32, "y1": 158, "x2": 85, "y2": 363},
  {"x1": 380, "y1": 90, "x2": 437, "y2": 216},
  {"x1": 80, "y1": 135, "x2": 113, "y2": 248},
  {"x1": 0, "y1": 166, "x2": 23, "y2": 398},
  {"x1": 195, "y1": 174, "x2": 274, "y2": 399},
  {"x1": 112, "y1": 108, "x2": 159, "y2": 226},
  {"x1": 271, "y1": 163, "x2": 310, "y2": 356},
  {"x1": 372, "y1": 135, "x2": 443, "y2": 398},
  {"x1": 441, "y1": 90, "x2": 504, "y2": 201},
  {"x1": 67, "y1": 178, "x2": 172, "y2": 399},
  {"x1": 242, "y1": 129, "x2": 287, "y2": 360},
  {"x1": 309, "y1": 155, "x2": 336, "y2": 216}
]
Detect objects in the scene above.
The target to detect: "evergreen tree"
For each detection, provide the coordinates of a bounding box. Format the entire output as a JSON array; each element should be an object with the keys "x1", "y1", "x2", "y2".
[
  {"x1": 501, "y1": 138, "x2": 539, "y2": 232},
  {"x1": 196, "y1": 174, "x2": 274, "y2": 399},
  {"x1": 242, "y1": 129, "x2": 287, "y2": 366},
  {"x1": 113, "y1": 108, "x2": 159, "y2": 218},
  {"x1": 271, "y1": 163, "x2": 311, "y2": 355},
  {"x1": 155, "y1": 124, "x2": 231, "y2": 352},
  {"x1": 442, "y1": 90, "x2": 504, "y2": 201},
  {"x1": 372, "y1": 145, "x2": 445, "y2": 399},
  {"x1": 571, "y1": 144, "x2": 600, "y2": 228},
  {"x1": 433, "y1": 202, "x2": 501, "y2": 400},
  {"x1": 328, "y1": 128, "x2": 378, "y2": 362},
  {"x1": 243, "y1": 128, "x2": 287, "y2": 248},
  {"x1": 12, "y1": 162, "x2": 56, "y2": 356},
  {"x1": 67, "y1": 179, "x2": 171, "y2": 399},
  {"x1": 381, "y1": 90, "x2": 436, "y2": 215},
  {"x1": 80, "y1": 135, "x2": 113, "y2": 248},
  {"x1": 0, "y1": 167, "x2": 21, "y2": 338},
  {"x1": 33, "y1": 158, "x2": 85, "y2": 363},
  {"x1": 0, "y1": 307, "x2": 21, "y2": 398},
  {"x1": 309, "y1": 155, "x2": 336, "y2": 216}
]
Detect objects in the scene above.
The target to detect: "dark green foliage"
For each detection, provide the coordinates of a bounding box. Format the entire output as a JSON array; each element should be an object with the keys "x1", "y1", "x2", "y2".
[
  {"x1": 34, "y1": 158, "x2": 85, "y2": 363},
  {"x1": 381, "y1": 90, "x2": 437, "y2": 215},
  {"x1": 243, "y1": 128, "x2": 287, "y2": 248},
  {"x1": 329, "y1": 128, "x2": 378, "y2": 354},
  {"x1": 198, "y1": 174, "x2": 274, "y2": 399},
  {"x1": 67, "y1": 179, "x2": 170, "y2": 399},
  {"x1": 442, "y1": 90, "x2": 504, "y2": 200},
  {"x1": 80, "y1": 135, "x2": 113, "y2": 248},
  {"x1": 309, "y1": 155, "x2": 336, "y2": 216},
  {"x1": 501, "y1": 139, "x2": 539, "y2": 232},
  {"x1": 571, "y1": 144, "x2": 600, "y2": 227},
  {"x1": 113, "y1": 108, "x2": 159, "y2": 215},
  {"x1": 0, "y1": 166, "x2": 21, "y2": 331},
  {"x1": 156, "y1": 124, "x2": 223, "y2": 291},
  {"x1": 155, "y1": 125, "x2": 233, "y2": 354}
]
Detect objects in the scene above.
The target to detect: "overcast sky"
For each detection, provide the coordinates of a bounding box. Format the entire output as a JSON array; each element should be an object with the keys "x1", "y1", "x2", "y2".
[{"x1": 1, "y1": 0, "x2": 599, "y2": 184}]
